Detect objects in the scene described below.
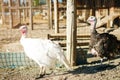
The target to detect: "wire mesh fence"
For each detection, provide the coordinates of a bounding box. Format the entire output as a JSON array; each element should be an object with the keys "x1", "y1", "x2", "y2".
[
  {"x1": 0, "y1": 52, "x2": 67, "y2": 69},
  {"x1": 0, "y1": 52, "x2": 38, "y2": 68}
]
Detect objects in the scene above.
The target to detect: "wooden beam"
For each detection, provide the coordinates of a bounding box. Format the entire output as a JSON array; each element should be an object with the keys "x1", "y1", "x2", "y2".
[
  {"x1": 47, "y1": 34, "x2": 90, "y2": 48},
  {"x1": 2, "y1": 6, "x2": 29, "y2": 9},
  {"x1": 47, "y1": 0, "x2": 50, "y2": 29},
  {"x1": 66, "y1": 0, "x2": 77, "y2": 66},
  {"x1": 92, "y1": 0, "x2": 96, "y2": 16},
  {"x1": 53, "y1": 41, "x2": 89, "y2": 47},
  {"x1": 107, "y1": 0, "x2": 114, "y2": 28},
  {"x1": 2, "y1": 5, "x2": 111, "y2": 10},
  {"x1": 49, "y1": 0, "x2": 53, "y2": 29},
  {"x1": 54, "y1": 0, "x2": 59, "y2": 33},
  {"x1": 29, "y1": 0, "x2": 33, "y2": 30},
  {"x1": 47, "y1": 34, "x2": 90, "y2": 39},
  {"x1": 8, "y1": 0, "x2": 13, "y2": 28},
  {"x1": 47, "y1": 0, "x2": 53, "y2": 29},
  {"x1": 23, "y1": 8, "x2": 25, "y2": 22},
  {"x1": 17, "y1": 0, "x2": 21, "y2": 24},
  {"x1": 1, "y1": 0, "x2": 5, "y2": 25}
]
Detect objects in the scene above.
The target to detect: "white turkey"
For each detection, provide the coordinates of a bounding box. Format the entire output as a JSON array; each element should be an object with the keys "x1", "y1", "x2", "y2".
[
  {"x1": 19, "y1": 25, "x2": 71, "y2": 78},
  {"x1": 87, "y1": 16, "x2": 120, "y2": 63}
]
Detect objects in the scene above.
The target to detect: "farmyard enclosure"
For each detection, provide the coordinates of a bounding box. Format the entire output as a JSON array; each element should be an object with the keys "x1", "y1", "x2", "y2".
[{"x1": 0, "y1": 0, "x2": 120, "y2": 80}]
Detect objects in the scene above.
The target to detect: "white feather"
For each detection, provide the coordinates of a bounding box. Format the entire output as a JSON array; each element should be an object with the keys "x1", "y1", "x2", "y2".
[{"x1": 20, "y1": 26, "x2": 70, "y2": 70}]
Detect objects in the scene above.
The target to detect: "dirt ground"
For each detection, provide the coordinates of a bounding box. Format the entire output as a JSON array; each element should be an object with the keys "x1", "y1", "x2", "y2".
[
  {"x1": 0, "y1": 57, "x2": 120, "y2": 80},
  {"x1": 0, "y1": 23, "x2": 120, "y2": 80}
]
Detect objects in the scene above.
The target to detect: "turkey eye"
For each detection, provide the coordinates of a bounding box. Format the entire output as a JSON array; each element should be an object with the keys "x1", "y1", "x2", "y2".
[{"x1": 91, "y1": 17, "x2": 94, "y2": 19}]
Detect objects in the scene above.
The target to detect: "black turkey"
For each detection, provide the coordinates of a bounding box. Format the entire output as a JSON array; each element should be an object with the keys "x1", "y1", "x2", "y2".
[
  {"x1": 94, "y1": 33, "x2": 119, "y2": 59},
  {"x1": 87, "y1": 16, "x2": 120, "y2": 62},
  {"x1": 87, "y1": 16, "x2": 99, "y2": 53}
]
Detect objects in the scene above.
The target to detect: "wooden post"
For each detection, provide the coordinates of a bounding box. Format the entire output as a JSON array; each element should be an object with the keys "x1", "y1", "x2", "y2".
[
  {"x1": 54, "y1": 0, "x2": 59, "y2": 33},
  {"x1": 47, "y1": 0, "x2": 52, "y2": 29},
  {"x1": 26, "y1": 1, "x2": 29, "y2": 17},
  {"x1": 1, "y1": 0, "x2": 5, "y2": 25},
  {"x1": 66, "y1": 0, "x2": 77, "y2": 66},
  {"x1": 47, "y1": 0, "x2": 50, "y2": 28},
  {"x1": 92, "y1": 0, "x2": 96, "y2": 16},
  {"x1": 29, "y1": 0, "x2": 33, "y2": 30},
  {"x1": 49, "y1": 0, "x2": 53, "y2": 29},
  {"x1": 17, "y1": 0, "x2": 21, "y2": 24},
  {"x1": 8, "y1": 0, "x2": 13, "y2": 28},
  {"x1": 107, "y1": 0, "x2": 114, "y2": 28},
  {"x1": 23, "y1": 0, "x2": 27, "y2": 24},
  {"x1": 96, "y1": 10, "x2": 101, "y2": 26},
  {"x1": 109, "y1": 0, "x2": 114, "y2": 27},
  {"x1": 23, "y1": 8, "x2": 25, "y2": 22}
]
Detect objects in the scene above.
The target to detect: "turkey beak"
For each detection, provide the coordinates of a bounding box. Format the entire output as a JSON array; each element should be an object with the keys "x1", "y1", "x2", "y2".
[
  {"x1": 19, "y1": 27, "x2": 23, "y2": 34},
  {"x1": 86, "y1": 20, "x2": 91, "y2": 25},
  {"x1": 85, "y1": 18, "x2": 90, "y2": 25},
  {"x1": 87, "y1": 22, "x2": 90, "y2": 25}
]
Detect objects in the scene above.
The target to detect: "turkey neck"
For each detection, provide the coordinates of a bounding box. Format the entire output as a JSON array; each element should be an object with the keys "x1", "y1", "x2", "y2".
[
  {"x1": 20, "y1": 32, "x2": 28, "y2": 47},
  {"x1": 90, "y1": 21, "x2": 98, "y2": 34},
  {"x1": 20, "y1": 31, "x2": 27, "y2": 41}
]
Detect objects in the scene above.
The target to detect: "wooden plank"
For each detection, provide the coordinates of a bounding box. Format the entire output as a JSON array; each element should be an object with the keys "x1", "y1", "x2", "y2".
[
  {"x1": 47, "y1": 0, "x2": 50, "y2": 29},
  {"x1": 53, "y1": 40, "x2": 89, "y2": 47},
  {"x1": 96, "y1": 13, "x2": 120, "y2": 28},
  {"x1": 47, "y1": 0, "x2": 53, "y2": 29},
  {"x1": 49, "y1": 0, "x2": 53, "y2": 29},
  {"x1": 58, "y1": 42, "x2": 89, "y2": 47},
  {"x1": 8, "y1": 0, "x2": 13, "y2": 28},
  {"x1": 2, "y1": 6, "x2": 111, "y2": 10},
  {"x1": 1, "y1": 0, "x2": 5, "y2": 25},
  {"x1": 29, "y1": 0, "x2": 33, "y2": 30},
  {"x1": 17, "y1": 0, "x2": 21, "y2": 24},
  {"x1": 48, "y1": 33, "x2": 90, "y2": 47},
  {"x1": 47, "y1": 34, "x2": 90, "y2": 39},
  {"x1": 2, "y1": 6, "x2": 48, "y2": 10},
  {"x1": 3, "y1": 6, "x2": 30, "y2": 9}
]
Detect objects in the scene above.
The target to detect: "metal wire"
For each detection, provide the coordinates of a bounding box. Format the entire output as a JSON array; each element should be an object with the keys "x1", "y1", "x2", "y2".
[{"x1": 0, "y1": 52, "x2": 38, "y2": 68}]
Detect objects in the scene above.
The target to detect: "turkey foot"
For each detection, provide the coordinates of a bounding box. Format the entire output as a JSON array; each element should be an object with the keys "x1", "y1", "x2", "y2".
[{"x1": 35, "y1": 74, "x2": 45, "y2": 79}]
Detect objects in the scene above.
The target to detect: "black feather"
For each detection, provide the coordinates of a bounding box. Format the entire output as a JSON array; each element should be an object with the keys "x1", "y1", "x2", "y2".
[{"x1": 88, "y1": 16, "x2": 120, "y2": 60}]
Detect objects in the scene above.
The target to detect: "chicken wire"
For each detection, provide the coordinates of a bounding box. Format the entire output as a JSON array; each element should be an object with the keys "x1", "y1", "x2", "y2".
[
  {"x1": 0, "y1": 52, "x2": 66, "y2": 69},
  {"x1": 0, "y1": 52, "x2": 38, "y2": 68}
]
